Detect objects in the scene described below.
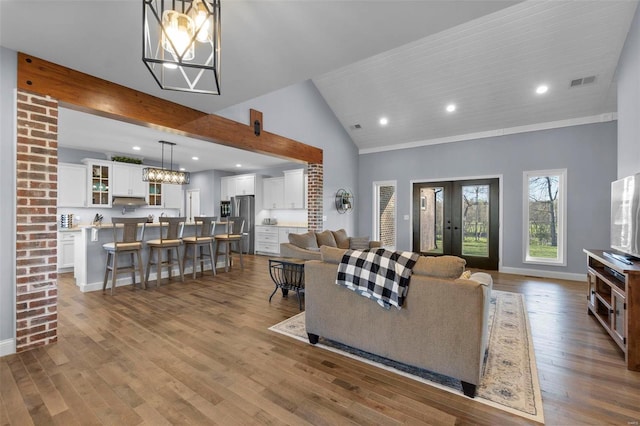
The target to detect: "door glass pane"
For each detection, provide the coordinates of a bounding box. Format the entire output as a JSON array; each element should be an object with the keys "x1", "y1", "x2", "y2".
[
  {"x1": 420, "y1": 187, "x2": 443, "y2": 254},
  {"x1": 461, "y1": 185, "x2": 489, "y2": 257},
  {"x1": 377, "y1": 185, "x2": 396, "y2": 248}
]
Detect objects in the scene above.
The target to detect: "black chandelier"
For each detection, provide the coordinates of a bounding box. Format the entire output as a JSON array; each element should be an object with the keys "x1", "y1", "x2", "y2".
[
  {"x1": 142, "y1": 141, "x2": 191, "y2": 185},
  {"x1": 142, "y1": 0, "x2": 221, "y2": 95}
]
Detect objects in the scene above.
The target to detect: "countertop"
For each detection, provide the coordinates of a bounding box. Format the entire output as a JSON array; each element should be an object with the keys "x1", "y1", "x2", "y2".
[
  {"x1": 60, "y1": 221, "x2": 229, "y2": 230},
  {"x1": 256, "y1": 224, "x2": 308, "y2": 228}
]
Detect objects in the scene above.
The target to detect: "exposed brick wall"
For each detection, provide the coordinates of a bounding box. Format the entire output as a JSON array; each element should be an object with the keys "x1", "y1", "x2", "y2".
[
  {"x1": 307, "y1": 163, "x2": 323, "y2": 232},
  {"x1": 15, "y1": 90, "x2": 58, "y2": 352}
]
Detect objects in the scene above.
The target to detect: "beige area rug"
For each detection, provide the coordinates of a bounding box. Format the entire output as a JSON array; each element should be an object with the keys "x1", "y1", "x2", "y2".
[{"x1": 269, "y1": 290, "x2": 544, "y2": 424}]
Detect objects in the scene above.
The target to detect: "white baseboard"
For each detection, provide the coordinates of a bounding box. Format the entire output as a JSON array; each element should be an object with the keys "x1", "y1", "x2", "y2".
[
  {"x1": 500, "y1": 266, "x2": 586, "y2": 282},
  {"x1": 0, "y1": 338, "x2": 16, "y2": 357}
]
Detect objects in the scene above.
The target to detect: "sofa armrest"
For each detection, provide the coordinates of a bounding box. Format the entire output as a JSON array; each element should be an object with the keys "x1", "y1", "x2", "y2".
[
  {"x1": 470, "y1": 272, "x2": 493, "y2": 289},
  {"x1": 368, "y1": 240, "x2": 382, "y2": 248},
  {"x1": 279, "y1": 243, "x2": 322, "y2": 261}
]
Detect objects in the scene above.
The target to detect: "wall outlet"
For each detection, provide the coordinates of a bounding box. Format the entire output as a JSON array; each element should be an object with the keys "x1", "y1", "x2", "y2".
[
  {"x1": 403, "y1": 214, "x2": 409, "y2": 220},
  {"x1": 322, "y1": 215, "x2": 327, "y2": 221}
]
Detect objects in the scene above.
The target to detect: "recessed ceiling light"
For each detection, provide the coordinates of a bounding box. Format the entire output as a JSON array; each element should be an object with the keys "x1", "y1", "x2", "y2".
[
  {"x1": 446, "y1": 104, "x2": 456, "y2": 113},
  {"x1": 379, "y1": 117, "x2": 388, "y2": 126},
  {"x1": 236, "y1": 164, "x2": 242, "y2": 168},
  {"x1": 536, "y1": 84, "x2": 549, "y2": 95},
  {"x1": 132, "y1": 146, "x2": 141, "y2": 151},
  {"x1": 179, "y1": 167, "x2": 186, "y2": 171},
  {"x1": 192, "y1": 156, "x2": 199, "y2": 160}
]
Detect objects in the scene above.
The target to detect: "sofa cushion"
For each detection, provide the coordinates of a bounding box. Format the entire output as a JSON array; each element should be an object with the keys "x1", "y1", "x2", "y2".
[
  {"x1": 320, "y1": 246, "x2": 348, "y2": 264},
  {"x1": 349, "y1": 236, "x2": 370, "y2": 250},
  {"x1": 316, "y1": 230, "x2": 338, "y2": 247},
  {"x1": 413, "y1": 255, "x2": 466, "y2": 279},
  {"x1": 288, "y1": 231, "x2": 319, "y2": 250},
  {"x1": 332, "y1": 229, "x2": 350, "y2": 249}
]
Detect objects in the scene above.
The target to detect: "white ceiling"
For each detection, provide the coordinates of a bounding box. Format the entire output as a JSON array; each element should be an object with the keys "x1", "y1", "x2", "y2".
[
  {"x1": 57, "y1": 108, "x2": 294, "y2": 172},
  {"x1": 1, "y1": 0, "x2": 638, "y2": 168}
]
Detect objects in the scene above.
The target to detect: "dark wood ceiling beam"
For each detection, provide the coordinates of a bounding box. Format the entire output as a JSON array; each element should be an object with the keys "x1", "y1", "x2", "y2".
[{"x1": 17, "y1": 52, "x2": 323, "y2": 164}]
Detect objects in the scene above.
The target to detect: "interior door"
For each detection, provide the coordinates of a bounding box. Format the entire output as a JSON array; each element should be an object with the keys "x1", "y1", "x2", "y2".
[
  {"x1": 412, "y1": 179, "x2": 499, "y2": 269},
  {"x1": 186, "y1": 189, "x2": 200, "y2": 223}
]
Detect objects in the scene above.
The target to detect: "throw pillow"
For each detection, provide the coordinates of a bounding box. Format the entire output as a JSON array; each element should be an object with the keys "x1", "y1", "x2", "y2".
[
  {"x1": 316, "y1": 230, "x2": 337, "y2": 247},
  {"x1": 413, "y1": 255, "x2": 466, "y2": 278},
  {"x1": 349, "y1": 236, "x2": 370, "y2": 250},
  {"x1": 288, "y1": 231, "x2": 318, "y2": 250},
  {"x1": 459, "y1": 270, "x2": 472, "y2": 279},
  {"x1": 332, "y1": 229, "x2": 350, "y2": 249}
]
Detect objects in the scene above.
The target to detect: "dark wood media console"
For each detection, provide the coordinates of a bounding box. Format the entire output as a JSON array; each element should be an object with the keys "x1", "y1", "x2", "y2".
[{"x1": 584, "y1": 249, "x2": 640, "y2": 371}]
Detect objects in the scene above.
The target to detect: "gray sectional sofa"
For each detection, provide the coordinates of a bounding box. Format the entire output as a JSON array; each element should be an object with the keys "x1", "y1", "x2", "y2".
[
  {"x1": 304, "y1": 246, "x2": 493, "y2": 398},
  {"x1": 280, "y1": 228, "x2": 381, "y2": 261}
]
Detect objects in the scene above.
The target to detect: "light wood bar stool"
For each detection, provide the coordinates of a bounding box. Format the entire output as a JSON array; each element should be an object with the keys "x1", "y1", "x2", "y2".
[
  {"x1": 182, "y1": 216, "x2": 217, "y2": 279},
  {"x1": 145, "y1": 217, "x2": 185, "y2": 288},
  {"x1": 102, "y1": 217, "x2": 147, "y2": 295},
  {"x1": 214, "y1": 216, "x2": 245, "y2": 272}
]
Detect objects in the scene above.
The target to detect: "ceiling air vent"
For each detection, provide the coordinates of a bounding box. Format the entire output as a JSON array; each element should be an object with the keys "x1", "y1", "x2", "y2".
[
  {"x1": 570, "y1": 75, "x2": 596, "y2": 88},
  {"x1": 351, "y1": 124, "x2": 362, "y2": 130}
]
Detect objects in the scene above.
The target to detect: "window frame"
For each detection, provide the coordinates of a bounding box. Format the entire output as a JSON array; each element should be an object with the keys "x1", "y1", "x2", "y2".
[{"x1": 523, "y1": 168, "x2": 567, "y2": 266}]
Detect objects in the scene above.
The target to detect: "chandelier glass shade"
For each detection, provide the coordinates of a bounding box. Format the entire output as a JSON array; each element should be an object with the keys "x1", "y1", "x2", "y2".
[
  {"x1": 142, "y1": 168, "x2": 190, "y2": 185},
  {"x1": 142, "y1": 141, "x2": 191, "y2": 185},
  {"x1": 142, "y1": 0, "x2": 221, "y2": 95}
]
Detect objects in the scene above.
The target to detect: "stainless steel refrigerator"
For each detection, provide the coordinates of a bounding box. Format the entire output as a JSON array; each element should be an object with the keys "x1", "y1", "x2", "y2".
[{"x1": 231, "y1": 195, "x2": 255, "y2": 254}]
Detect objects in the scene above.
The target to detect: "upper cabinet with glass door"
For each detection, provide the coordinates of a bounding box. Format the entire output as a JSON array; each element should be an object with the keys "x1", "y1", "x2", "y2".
[{"x1": 83, "y1": 160, "x2": 112, "y2": 207}]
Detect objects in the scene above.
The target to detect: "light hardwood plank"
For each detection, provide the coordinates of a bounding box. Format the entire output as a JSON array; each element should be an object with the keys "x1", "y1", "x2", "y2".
[{"x1": 1, "y1": 256, "x2": 640, "y2": 425}]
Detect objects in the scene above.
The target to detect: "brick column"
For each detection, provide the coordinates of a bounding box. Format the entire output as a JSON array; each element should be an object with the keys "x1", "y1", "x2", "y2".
[
  {"x1": 15, "y1": 90, "x2": 59, "y2": 352},
  {"x1": 307, "y1": 163, "x2": 323, "y2": 232}
]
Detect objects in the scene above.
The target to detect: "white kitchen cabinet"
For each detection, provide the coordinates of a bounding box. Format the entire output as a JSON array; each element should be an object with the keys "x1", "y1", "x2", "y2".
[
  {"x1": 284, "y1": 169, "x2": 305, "y2": 209},
  {"x1": 163, "y1": 183, "x2": 183, "y2": 210},
  {"x1": 255, "y1": 226, "x2": 280, "y2": 255},
  {"x1": 222, "y1": 173, "x2": 257, "y2": 201},
  {"x1": 112, "y1": 163, "x2": 146, "y2": 197},
  {"x1": 263, "y1": 177, "x2": 284, "y2": 209},
  {"x1": 58, "y1": 230, "x2": 80, "y2": 270},
  {"x1": 235, "y1": 174, "x2": 255, "y2": 195},
  {"x1": 83, "y1": 160, "x2": 112, "y2": 207},
  {"x1": 58, "y1": 163, "x2": 86, "y2": 207},
  {"x1": 221, "y1": 176, "x2": 234, "y2": 201}
]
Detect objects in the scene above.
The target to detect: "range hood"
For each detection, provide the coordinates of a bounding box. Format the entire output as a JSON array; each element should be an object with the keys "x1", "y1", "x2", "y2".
[{"x1": 112, "y1": 196, "x2": 148, "y2": 207}]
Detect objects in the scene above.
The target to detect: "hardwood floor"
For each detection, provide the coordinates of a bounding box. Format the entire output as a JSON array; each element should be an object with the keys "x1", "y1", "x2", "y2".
[{"x1": 2, "y1": 255, "x2": 640, "y2": 425}]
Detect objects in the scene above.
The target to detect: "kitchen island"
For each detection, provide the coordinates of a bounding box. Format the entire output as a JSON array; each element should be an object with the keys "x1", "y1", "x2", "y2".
[{"x1": 73, "y1": 221, "x2": 230, "y2": 292}]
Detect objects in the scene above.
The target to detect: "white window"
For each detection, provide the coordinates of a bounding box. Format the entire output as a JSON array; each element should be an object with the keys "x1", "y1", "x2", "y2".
[
  {"x1": 373, "y1": 181, "x2": 397, "y2": 250},
  {"x1": 523, "y1": 169, "x2": 567, "y2": 265}
]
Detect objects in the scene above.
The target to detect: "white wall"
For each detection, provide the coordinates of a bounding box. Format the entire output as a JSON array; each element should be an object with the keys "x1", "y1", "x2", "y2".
[
  {"x1": 358, "y1": 121, "x2": 617, "y2": 278},
  {"x1": 0, "y1": 47, "x2": 16, "y2": 354},
  {"x1": 215, "y1": 80, "x2": 360, "y2": 234},
  {"x1": 618, "y1": 4, "x2": 640, "y2": 179}
]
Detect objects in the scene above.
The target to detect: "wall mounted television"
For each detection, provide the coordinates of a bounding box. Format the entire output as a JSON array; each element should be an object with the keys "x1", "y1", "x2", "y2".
[{"x1": 610, "y1": 173, "x2": 640, "y2": 264}]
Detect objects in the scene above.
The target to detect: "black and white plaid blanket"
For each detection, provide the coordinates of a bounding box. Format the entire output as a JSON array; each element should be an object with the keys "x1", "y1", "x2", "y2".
[{"x1": 336, "y1": 248, "x2": 421, "y2": 309}]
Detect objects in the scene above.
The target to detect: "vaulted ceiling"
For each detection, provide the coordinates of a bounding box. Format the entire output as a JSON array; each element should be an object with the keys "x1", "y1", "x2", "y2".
[{"x1": 1, "y1": 0, "x2": 637, "y2": 168}]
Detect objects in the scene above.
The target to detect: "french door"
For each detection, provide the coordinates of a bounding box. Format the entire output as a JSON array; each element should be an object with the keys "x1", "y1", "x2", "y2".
[{"x1": 412, "y1": 179, "x2": 499, "y2": 270}]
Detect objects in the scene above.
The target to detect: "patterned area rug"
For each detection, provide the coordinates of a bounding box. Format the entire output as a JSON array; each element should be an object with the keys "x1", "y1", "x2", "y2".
[{"x1": 269, "y1": 290, "x2": 544, "y2": 424}]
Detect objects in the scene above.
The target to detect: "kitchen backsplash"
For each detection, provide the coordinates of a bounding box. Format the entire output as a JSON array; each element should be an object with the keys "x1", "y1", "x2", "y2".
[{"x1": 57, "y1": 207, "x2": 181, "y2": 226}]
